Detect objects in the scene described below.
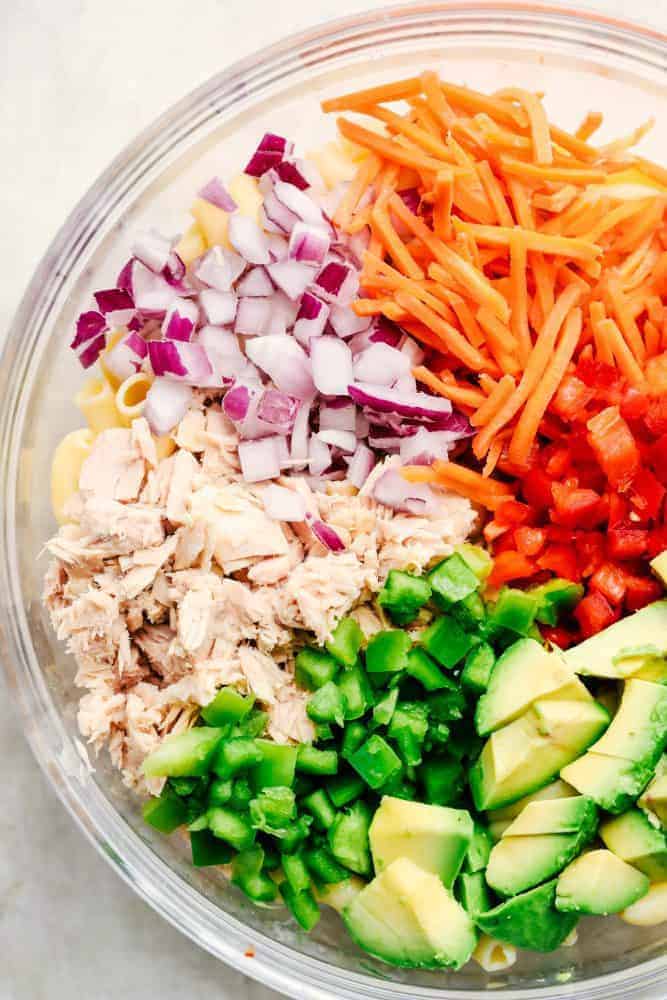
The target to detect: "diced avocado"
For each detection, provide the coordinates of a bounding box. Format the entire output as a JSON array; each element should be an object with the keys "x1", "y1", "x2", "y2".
[
  {"x1": 487, "y1": 779, "x2": 577, "y2": 824},
  {"x1": 455, "y1": 542, "x2": 493, "y2": 581},
  {"x1": 555, "y1": 849, "x2": 650, "y2": 915},
  {"x1": 502, "y1": 795, "x2": 597, "y2": 837},
  {"x1": 342, "y1": 857, "x2": 477, "y2": 970},
  {"x1": 463, "y1": 822, "x2": 493, "y2": 873},
  {"x1": 486, "y1": 797, "x2": 598, "y2": 896},
  {"x1": 142, "y1": 727, "x2": 224, "y2": 778},
  {"x1": 471, "y1": 699, "x2": 610, "y2": 811},
  {"x1": 369, "y1": 796, "x2": 473, "y2": 888},
  {"x1": 561, "y1": 752, "x2": 655, "y2": 814},
  {"x1": 633, "y1": 658, "x2": 667, "y2": 684},
  {"x1": 457, "y1": 871, "x2": 493, "y2": 916},
  {"x1": 591, "y1": 679, "x2": 667, "y2": 767},
  {"x1": 564, "y1": 601, "x2": 667, "y2": 678},
  {"x1": 600, "y1": 809, "x2": 667, "y2": 881},
  {"x1": 474, "y1": 639, "x2": 585, "y2": 736},
  {"x1": 650, "y1": 551, "x2": 667, "y2": 587},
  {"x1": 314, "y1": 876, "x2": 365, "y2": 913},
  {"x1": 639, "y1": 758, "x2": 667, "y2": 827},
  {"x1": 475, "y1": 880, "x2": 578, "y2": 952}
]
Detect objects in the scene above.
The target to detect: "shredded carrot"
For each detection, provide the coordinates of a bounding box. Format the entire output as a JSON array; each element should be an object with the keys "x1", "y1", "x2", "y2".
[
  {"x1": 499, "y1": 155, "x2": 606, "y2": 185},
  {"x1": 597, "y1": 317, "x2": 645, "y2": 385},
  {"x1": 451, "y1": 220, "x2": 601, "y2": 262},
  {"x1": 395, "y1": 292, "x2": 488, "y2": 370},
  {"x1": 495, "y1": 88, "x2": 553, "y2": 164},
  {"x1": 337, "y1": 118, "x2": 444, "y2": 173},
  {"x1": 476, "y1": 307, "x2": 521, "y2": 376},
  {"x1": 575, "y1": 111, "x2": 603, "y2": 141},
  {"x1": 432, "y1": 169, "x2": 454, "y2": 241},
  {"x1": 442, "y1": 290, "x2": 485, "y2": 348},
  {"x1": 334, "y1": 154, "x2": 382, "y2": 228},
  {"x1": 439, "y1": 82, "x2": 527, "y2": 129},
  {"x1": 533, "y1": 185, "x2": 579, "y2": 213},
  {"x1": 509, "y1": 232, "x2": 532, "y2": 362},
  {"x1": 321, "y1": 77, "x2": 422, "y2": 113},
  {"x1": 364, "y1": 105, "x2": 455, "y2": 162},
  {"x1": 371, "y1": 195, "x2": 425, "y2": 280},
  {"x1": 471, "y1": 374, "x2": 516, "y2": 428},
  {"x1": 483, "y1": 436, "x2": 506, "y2": 477},
  {"x1": 605, "y1": 279, "x2": 646, "y2": 363},
  {"x1": 645, "y1": 319, "x2": 661, "y2": 357},
  {"x1": 420, "y1": 71, "x2": 457, "y2": 129},
  {"x1": 412, "y1": 366, "x2": 486, "y2": 408},
  {"x1": 476, "y1": 160, "x2": 514, "y2": 226}
]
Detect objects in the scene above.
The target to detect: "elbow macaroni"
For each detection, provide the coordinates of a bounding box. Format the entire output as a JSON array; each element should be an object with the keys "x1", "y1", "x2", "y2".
[
  {"x1": 50, "y1": 428, "x2": 95, "y2": 523},
  {"x1": 621, "y1": 882, "x2": 667, "y2": 926},
  {"x1": 115, "y1": 372, "x2": 152, "y2": 427},
  {"x1": 473, "y1": 934, "x2": 517, "y2": 972},
  {"x1": 75, "y1": 376, "x2": 121, "y2": 433}
]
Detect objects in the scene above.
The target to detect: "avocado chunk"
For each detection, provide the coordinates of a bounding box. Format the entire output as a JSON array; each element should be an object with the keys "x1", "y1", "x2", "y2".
[
  {"x1": 487, "y1": 779, "x2": 577, "y2": 824},
  {"x1": 564, "y1": 601, "x2": 667, "y2": 679},
  {"x1": 485, "y1": 797, "x2": 598, "y2": 896},
  {"x1": 650, "y1": 551, "x2": 667, "y2": 587},
  {"x1": 475, "y1": 879, "x2": 578, "y2": 952},
  {"x1": 600, "y1": 809, "x2": 667, "y2": 881},
  {"x1": 555, "y1": 849, "x2": 650, "y2": 915},
  {"x1": 342, "y1": 857, "x2": 477, "y2": 969},
  {"x1": 591, "y1": 679, "x2": 667, "y2": 767},
  {"x1": 369, "y1": 796, "x2": 473, "y2": 888},
  {"x1": 457, "y1": 870, "x2": 493, "y2": 916},
  {"x1": 639, "y1": 757, "x2": 667, "y2": 827},
  {"x1": 561, "y1": 752, "x2": 655, "y2": 814},
  {"x1": 475, "y1": 639, "x2": 585, "y2": 736},
  {"x1": 471, "y1": 699, "x2": 610, "y2": 811}
]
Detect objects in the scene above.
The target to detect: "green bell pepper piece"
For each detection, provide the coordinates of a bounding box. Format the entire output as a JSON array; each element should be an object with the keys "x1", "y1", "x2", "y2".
[
  {"x1": 455, "y1": 543, "x2": 493, "y2": 580},
  {"x1": 307, "y1": 681, "x2": 347, "y2": 726},
  {"x1": 228, "y1": 777, "x2": 253, "y2": 812},
  {"x1": 213, "y1": 737, "x2": 263, "y2": 778},
  {"x1": 281, "y1": 851, "x2": 312, "y2": 894},
  {"x1": 405, "y1": 647, "x2": 450, "y2": 691},
  {"x1": 232, "y1": 847, "x2": 277, "y2": 903},
  {"x1": 372, "y1": 686, "x2": 400, "y2": 727},
  {"x1": 341, "y1": 721, "x2": 368, "y2": 760},
  {"x1": 190, "y1": 828, "x2": 234, "y2": 867},
  {"x1": 530, "y1": 578, "x2": 585, "y2": 626},
  {"x1": 420, "y1": 756, "x2": 465, "y2": 807},
  {"x1": 295, "y1": 647, "x2": 339, "y2": 690},
  {"x1": 461, "y1": 642, "x2": 495, "y2": 694},
  {"x1": 337, "y1": 666, "x2": 373, "y2": 721},
  {"x1": 419, "y1": 615, "x2": 475, "y2": 668},
  {"x1": 490, "y1": 587, "x2": 538, "y2": 635},
  {"x1": 303, "y1": 846, "x2": 350, "y2": 884},
  {"x1": 388, "y1": 702, "x2": 429, "y2": 767},
  {"x1": 280, "y1": 881, "x2": 320, "y2": 930},
  {"x1": 326, "y1": 617, "x2": 364, "y2": 667},
  {"x1": 201, "y1": 687, "x2": 255, "y2": 726},
  {"x1": 208, "y1": 806, "x2": 255, "y2": 850},
  {"x1": 302, "y1": 788, "x2": 337, "y2": 830},
  {"x1": 327, "y1": 772, "x2": 366, "y2": 808},
  {"x1": 249, "y1": 786, "x2": 296, "y2": 836},
  {"x1": 429, "y1": 553, "x2": 479, "y2": 607},
  {"x1": 252, "y1": 741, "x2": 298, "y2": 790},
  {"x1": 143, "y1": 727, "x2": 225, "y2": 778},
  {"x1": 142, "y1": 793, "x2": 187, "y2": 834},
  {"x1": 296, "y1": 746, "x2": 339, "y2": 776},
  {"x1": 349, "y1": 735, "x2": 402, "y2": 790},
  {"x1": 328, "y1": 800, "x2": 372, "y2": 876},
  {"x1": 365, "y1": 630, "x2": 412, "y2": 673},
  {"x1": 378, "y1": 569, "x2": 432, "y2": 625},
  {"x1": 208, "y1": 777, "x2": 234, "y2": 806}
]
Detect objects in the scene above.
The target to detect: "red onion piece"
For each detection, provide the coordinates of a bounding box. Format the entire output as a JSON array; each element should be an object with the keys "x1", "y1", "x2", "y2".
[
  {"x1": 274, "y1": 160, "x2": 310, "y2": 190},
  {"x1": 246, "y1": 335, "x2": 315, "y2": 398},
  {"x1": 348, "y1": 382, "x2": 453, "y2": 419},
  {"x1": 236, "y1": 267, "x2": 274, "y2": 298},
  {"x1": 353, "y1": 343, "x2": 411, "y2": 386},
  {"x1": 257, "y1": 389, "x2": 299, "y2": 432},
  {"x1": 130, "y1": 261, "x2": 180, "y2": 313},
  {"x1": 399, "y1": 334, "x2": 425, "y2": 367},
  {"x1": 317, "y1": 429, "x2": 357, "y2": 453},
  {"x1": 261, "y1": 191, "x2": 299, "y2": 234},
  {"x1": 308, "y1": 516, "x2": 346, "y2": 552},
  {"x1": 347, "y1": 444, "x2": 375, "y2": 489},
  {"x1": 143, "y1": 379, "x2": 193, "y2": 436},
  {"x1": 288, "y1": 222, "x2": 330, "y2": 267},
  {"x1": 267, "y1": 260, "x2": 314, "y2": 301},
  {"x1": 199, "y1": 289, "x2": 238, "y2": 325},
  {"x1": 311, "y1": 336, "x2": 353, "y2": 396},
  {"x1": 266, "y1": 234, "x2": 289, "y2": 261},
  {"x1": 223, "y1": 384, "x2": 251, "y2": 422},
  {"x1": 132, "y1": 231, "x2": 172, "y2": 273},
  {"x1": 228, "y1": 214, "x2": 271, "y2": 265},
  {"x1": 162, "y1": 299, "x2": 199, "y2": 342},
  {"x1": 290, "y1": 397, "x2": 312, "y2": 467},
  {"x1": 71, "y1": 311, "x2": 107, "y2": 350},
  {"x1": 262, "y1": 484, "x2": 307, "y2": 521},
  {"x1": 197, "y1": 325, "x2": 247, "y2": 380},
  {"x1": 293, "y1": 293, "x2": 329, "y2": 347},
  {"x1": 164, "y1": 252, "x2": 187, "y2": 288},
  {"x1": 328, "y1": 305, "x2": 371, "y2": 339},
  {"x1": 104, "y1": 331, "x2": 148, "y2": 382},
  {"x1": 238, "y1": 436, "x2": 282, "y2": 482},
  {"x1": 319, "y1": 401, "x2": 356, "y2": 433},
  {"x1": 309, "y1": 437, "x2": 331, "y2": 475},
  {"x1": 234, "y1": 297, "x2": 272, "y2": 336},
  {"x1": 244, "y1": 133, "x2": 294, "y2": 177},
  {"x1": 399, "y1": 427, "x2": 456, "y2": 465},
  {"x1": 195, "y1": 247, "x2": 245, "y2": 292},
  {"x1": 94, "y1": 288, "x2": 134, "y2": 315},
  {"x1": 78, "y1": 333, "x2": 107, "y2": 369},
  {"x1": 148, "y1": 341, "x2": 213, "y2": 384},
  {"x1": 312, "y1": 260, "x2": 359, "y2": 306},
  {"x1": 198, "y1": 177, "x2": 237, "y2": 212},
  {"x1": 393, "y1": 373, "x2": 418, "y2": 394},
  {"x1": 273, "y1": 179, "x2": 326, "y2": 229},
  {"x1": 373, "y1": 469, "x2": 437, "y2": 516}
]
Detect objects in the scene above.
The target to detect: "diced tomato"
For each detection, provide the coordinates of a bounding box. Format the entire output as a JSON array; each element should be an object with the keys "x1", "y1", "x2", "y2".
[
  {"x1": 587, "y1": 406, "x2": 640, "y2": 491},
  {"x1": 483, "y1": 519, "x2": 510, "y2": 544},
  {"x1": 648, "y1": 525, "x2": 667, "y2": 559},
  {"x1": 540, "y1": 625, "x2": 580, "y2": 650},
  {"x1": 607, "y1": 522, "x2": 649, "y2": 560},
  {"x1": 576, "y1": 358, "x2": 619, "y2": 390},
  {"x1": 574, "y1": 591, "x2": 620, "y2": 638},
  {"x1": 630, "y1": 468, "x2": 666, "y2": 521},
  {"x1": 493, "y1": 529, "x2": 520, "y2": 554},
  {"x1": 623, "y1": 573, "x2": 664, "y2": 612},
  {"x1": 514, "y1": 526, "x2": 547, "y2": 557},
  {"x1": 644, "y1": 395, "x2": 667, "y2": 437},
  {"x1": 648, "y1": 434, "x2": 667, "y2": 487},
  {"x1": 537, "y1": 544, "x2": 580, "y2": 582},
  {"x1": 551, "y1": 375, "x2": 595, "y2": 420},
  {"x1": 620, "y1": 387, "x2": 650, "y2": 423},
  {"x1": 547, "y1": 525, "x2": 576, "y2": 545},
  {"x1": 550, "y1": 483, "x2": 606, "y2": 529},
  {"x1": 576, "y1": 531, "x2": 606, "y2": 577},
  {"x1": 608, "y1": 492, "x2": 630, "y2": 527},
  {"x1": 543, "y1": 446, "x2": 571, "y2": 479},
  {"x1": 589, "y1": 563, "x2": 626, "y2": 605},
  {"x1": 520, "y1": 468, "x2": 554, "y2": 511},
  {"x1": 495, "y1": 499, "x2": 534, "y2": 527},
  {"x1": 487, "y1": 551, "x2": 536, "y2": 588}
]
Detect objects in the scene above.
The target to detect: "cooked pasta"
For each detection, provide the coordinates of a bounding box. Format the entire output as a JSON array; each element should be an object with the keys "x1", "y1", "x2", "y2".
[
  {"x1": 472, "y1": 934, "x2": 517, "y2": 972},
  {"x1": 115, "y1": 372, "x2": 153, "y2": 427},
  {"x1": 74, "y1": 376, "x2": 121, "y2": 433},
  {"x1": 50, "y1": 428, "x2": 95, "y2": 523}
]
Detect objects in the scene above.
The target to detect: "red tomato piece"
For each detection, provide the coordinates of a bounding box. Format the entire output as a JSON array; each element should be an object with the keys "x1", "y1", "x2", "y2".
[
  {"x1": 537, "y1": 544, "x2": 580, "y2": 582},
  {"x1": 540, "y1": 625, "x2": 580, "y2": 650},
  {"x1": 544, "y1": 447, "x2": 571, "y2": 479},
  {"x1": 587, "y1": 406, "x2": 641, "y2": 491},
  {"x1": 620, "y1": 387, "x2": 650, "y2": 423},
  {"x1": 495, "y1": 499, "x2": 534, "y2": 527},
  {"x1": 648, "y1": 525, "x2": 667, "y2": 559},
  {"x1": 576, "y1": 532, "x2": 606, "y2": 577},
  {"x1": 645, "y1": 396, "x2": 667, "y2": 437},
  {"x1": 515, "y1": 526, "x2": 547, "y2": 557},
  {"x1": 608, "y1": 492, "x2": 630, "y2": 527},
  {"x1": 574, "y1": 591, "x2": 620, "y2": 638},
  {"x1": 607, "y1": 522, "x2": 649, "y2": 560},
  {"x1": 551, "y1": 483, "x2": 606, "y2": 529},
  {"x1": 520, "y1": 468, "x2": 554, "y2": 511},
  {"x1": 630, "y1": 468, "x2": 666, "y2": 521},
  {"x1": 589, "y1": 563, "x2": 627, "y2": 605},
  {"x1": 623, "y1": 573, "x2": 664, "y2": 612},
  {"x1": 551, "y1": 375, "x2": 595, "y2": 420},
  {"x1": 648, "y1": 434, "x2": 667, "y2": 487},
  {"x1": 483, "y1": 519, "x2": 510, "y2": 544},
  {"x1": 487, "y1": 551, "x2": 536, "y2": 589},
  {"x1": 576, "y1": 358, "x2": 619, "y2": 390}
]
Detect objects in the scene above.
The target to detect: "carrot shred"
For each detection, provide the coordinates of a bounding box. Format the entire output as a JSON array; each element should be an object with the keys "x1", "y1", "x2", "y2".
[
  {"x1": 483, "y1": 436, "x2": 506, "y2": 477},
  {"x1": 334, "y1": 154, "x2": 382, "y2": 228},
  {"x1": 495, "y1": 88, "x2": 553, "y2": 164},
  {"x1": 499, "y1": 155, "x2": 606, "y2": 185},
  {"x1": 476, "y1": 307, "x2": 521, "y2": 376},
  {"x1": 432, "y1": 169, "x2": 454, "y2": 241},
  {"x1": 321, "y1": 77, "x2": 422, "y2": 113},
  {"x1": 412, "y1": 366, "x2": 486, "y2": 408},
  {"x1": 605, "y1": 279, "x2": 646, "y2": 363},
  {"x1": 420, "y1": 71, "x2": 457, "y2": 129},
  {"x1": 575, "y1": 111, "x2": 603, "y2": 141},
  {"x1": 476, "y1": 160, "x2": 515, "y2": 226},
  {"x1": 509, "y1": 232, "x2": 532, "y2": 362},
  {"x1": 442, "y1": 290, "x2": 485, "y2": 348},
  {"x1": 336, "y1": 118, "x2": 444, "y2": 173},
  {"x1": 452, "y1": 219, "x2": 601, "y2": 262},
  {"x1": 371, "y1": 195, "x2": 425, "y2": 280},
  {"x1": 395, "y1": 292, "x2": 489, "y2": 371},
  {"x1": 645, "y1": 319, "x2": 661, "y2": 358},
  {"x1": 596, "y1": 317, "x2": 645, "y2": 385},
  {"x1": 471, "y1": 374, "x2": 516, "y2": 427}
]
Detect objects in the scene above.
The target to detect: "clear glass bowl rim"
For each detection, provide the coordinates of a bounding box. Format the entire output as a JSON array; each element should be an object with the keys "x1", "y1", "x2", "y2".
[{"x1": 0, "y1": 3, "x2": 665, "y2": 998}]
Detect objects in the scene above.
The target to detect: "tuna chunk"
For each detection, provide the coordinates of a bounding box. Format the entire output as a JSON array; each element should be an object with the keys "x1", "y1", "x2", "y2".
[{"x1": 79, "y1": 428, "x2": 146, "y2": 501}]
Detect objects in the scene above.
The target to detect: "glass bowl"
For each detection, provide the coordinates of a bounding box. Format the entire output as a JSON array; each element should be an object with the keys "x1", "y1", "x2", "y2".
[{"x1": 1, "y1": 3, "x2": 665, "y2": 998}]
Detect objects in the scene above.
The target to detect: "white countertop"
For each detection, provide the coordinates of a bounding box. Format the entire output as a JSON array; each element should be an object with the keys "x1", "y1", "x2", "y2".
[{"x1": 0, "y1": 1, "x2": 664, "y2": 997}]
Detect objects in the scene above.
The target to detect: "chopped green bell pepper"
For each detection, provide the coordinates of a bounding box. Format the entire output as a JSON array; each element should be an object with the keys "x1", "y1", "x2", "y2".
[
  {"x1": 143, "y1": 727, "x2": 225, "y2": 778},
  {"x1": 190, "y1": 828, "x2": 234, "y2": 867},
  {"x1": 327, "y1": 773, "x2": 366, "y2": 808},
  {"x1": 208, "y1": 777, "x2": 234, "y2": 806},
  {"x1": 142, "y1": 793, "x2": 187, "y2": 834},
  {"x1": 232, "y1": 847, "x2": 277, "y2": 903},
  {"x1": 250, "y1": 786, "x2": 296, "y2": 836},
  {"x1": 302, "y1": 788, "x2": 337, "y2": 830},
  {"x1": 228, "y1": 777, "x2": 253, "y2": 812},
  {"x1": 281, "y1": 851, "x2": 312, "y2": 894},
  {"x1": 419, "y1": 615, "x2": 475, "y2": 668},
  {"x1": 279, "y1": 814, "x2": 312, "y2": 854},
  {"x1": 429, "y1": 553, "x2": 479, "y2": 607},
  {"x1": 388, "y1": 702, "x2": 429, "y2": 767},
  {"x1": 201, "y1": 687, "x2": 255, "y2": 726},
  {"x1": 420, "y1": 756, "x2": 465, "y2": 807},
  {"x1": 295, "y1": 647, "x2": 339, "y2": 690},
  {"x1": 341, "y1": 721, "x2": 368, "y2": 760},
  {"x1": 378, "y1": 569, "x2": 432, "y2": 625},
  {"x1": 530, "y1": 578, "x2": 585, "y2": 626},
  {"x1": 296, "y1": 745, "x2": 339, "y2": 776},
  {"x1": 337, "y1": 666, "x2": 373, "y2": 721},
  {"x1": 365, "y1": 630, "x2": 412, "y2": 673},
  {"x1": 307, "y1": 681, "x2": 347, "y2": 727},
  {"x1": 213, "y1": 737, "x2": 263, "y2": 779},
  {"x1": 326, "y1": 617, "x2": 364, "y2": 667},
  {"x1": 251, "y1": 741, "x2": 298, "y2": 790},
  {"x1": 427, "y1": 680, "x2": 467, "y2": 722},
  {"x1": 328, "y1": 800, "x2": 372, "y2": 876},
  {"x1": 490, "y1": 587, "x2": 538, "y2": 635},
  {"x1": 451, "y1": 592, "x2": 487, "y2": 630},
  {"x1": 208, "y1": 806, "x2": 255, "y2": 851},
  {"x1": 405, "y1": 647, "x2": 450, "y2": 691},
  {"x1": 455, "y1": 543, "x2": 493, "y2": 580},
  {"x1": 372, "y1": 687, "x2": 399, "y2": 727},
  {"x1": 303, "y1": 846, "x2": 350, "y2": 884},
  {"x1": 280, "y1": 881, "x2": 321, "y2": 930},
  {"x1": 349, "y1": 735, "x2": 402, "y2": 790},
  {"x1": 461, "y1": 642, "x2": 495, "y2": 694}
]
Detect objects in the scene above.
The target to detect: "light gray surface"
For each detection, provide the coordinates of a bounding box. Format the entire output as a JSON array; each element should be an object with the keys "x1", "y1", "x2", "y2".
[{"x1": 0, "y1": 1, "x2": 663, "y2": 998}]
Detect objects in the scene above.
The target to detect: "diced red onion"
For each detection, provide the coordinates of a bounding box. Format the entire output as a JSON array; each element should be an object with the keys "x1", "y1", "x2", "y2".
[
  {"x1": 234, "y1": 297, "x2": 272, "y2": 336},
  {"x1": 399, "y1": 427, "x2": 455, "y2": 465},
  {"x1": 294, "y1": 158, "x2": 325, "y2": 191},
  {"x1": 399, "y1": 334, "x2": 425, "y2": 367},
  {"x1": 276, "y1": 436, "x2": 292, "y2": 468},
  {"x1": 130, "y1": 260, "x2": 180, "y2": 313},
  {"x1": 353, "y1": 343, "x2": 411, "y2": 386},
  {"x1": 103, "y1": 331, "x2": 148, "y2": 381},
  {"x1": 311, "y1": 336, "x2": 353, "y2": 396},
  {"x1": 428, "y1": 411, "x2": 475, "y2": 436},
  {"x1": 274, "y1": 160, "x2": 310, "y2": 190},
  {"x1": 245, "y1": 335, "x2": 315, "y2": 399},
  {"x1": 197, "y1": 325, "x2": 247, "y2": 380},
  {"x1": 223, "y1": 384, "x2": 252, "y2": 422},
  {"x1": 228, "y1": 214, "x2": 271, "y2": 265},
  {"x1": 244, "y1": 134, "x2": 294, "y2": 177},
  {"x1": 195, "y1": 246, "x2": 245, "y2": 293},
  {"x1": 368, "y1": 434, "x2": 403, "y2": 453},
  {"x1": 312, "y1": 260, "x2": 359, "y2": 306},
  {"x1": 117, "y1": 259, "x2": 134, "y2": 294},
  {"x1": 398, "y1": 187, "x2": 420, "y2": 213},
  {"x1": 94, "y1": 288, "x2": 134, "y2": 315},
  {"x1": 132, "y1": 231, "x2": 172, "y2": 273},
  {"x1": 273, "y1": 180, "x2": 326, "y2": 229},
  {"x1": 262, "y1": 484, "x2": 307, "y2": 521},
  {"x1": 78, "y1": 333, "x2": 107, "y2": 369},
  {"x1": 148, "y1": 340, "x2": 213, "y2": 384},
  {"x1": 373, "y1": 469, "x2": 437, "y2": 516},
  {"x1": 164, "y1": 252, "x2": 187, "y2": 288},
  {"x1": 317, "y1": 429, "x2": 356, "y2": 453},
  {"x1": 257, "y1": 389, "x2": 299, "y2": 433},
  {"x1": 261, "y1": 191, "x2": 299, "y2": 234},
  {"x1": 266, "y1": 234, "x2": 289, "y2": 261},
  {"x1": 393, "y1": 373, "x2": 417, "y2": 394},
  {"x1": 198, "y1": 176, "x2": 237, "y2": 212},
  {"x1": 236, "y1": 267, "x2": 274, "y2": 298},
  {"x1": 267, "y1": 260, "x2": 314, "y2": 300},
  {"x1": 347, "y1": 443, "x2": 375, "y2": 489},
  {"x1": 348, "y1": 382, "x2": 453, "y2": 419},
  {"x1": 355, "y1": 409, "x2": 370, "y2": 438},
  {"x1": 290, "y1": 398, "x2": 312, "y2": 466},
  {"x1": 143, "y1": 378, "x2": 193, "y2": 436},
  {"x1": 199, "y1": 289, "x2": 238, "y2": 325},
  {"x1": 308, "y1": 437, "x2": 331, "y2": 475},
  {"x1": 344, "y1": 228, "x2": 371, "y2": 269},
  {"x1": 71, "y1": 311, "x2": 107, "y2": 350},
  {"x1": 238, "y1": 436, "x2": 282, "y2": 482},
  {"x1": 293, "y1": 293, "x2": 329, "y2": 346},
  {"x1": 162, "y1": 299, "x2": 199, "y2": 341},
  {"x1": 288, "y1": 222, "x2": 330, "y2": 267},
  {"x1": 328, "y1": 305, "x2": 371, "y2": 339},
  {"x1": 307, "y1": 516, "x2": 346, "y2": 552},
  {"x1": 320, "y1": 401, "x2": 356, "y2": 433}
]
